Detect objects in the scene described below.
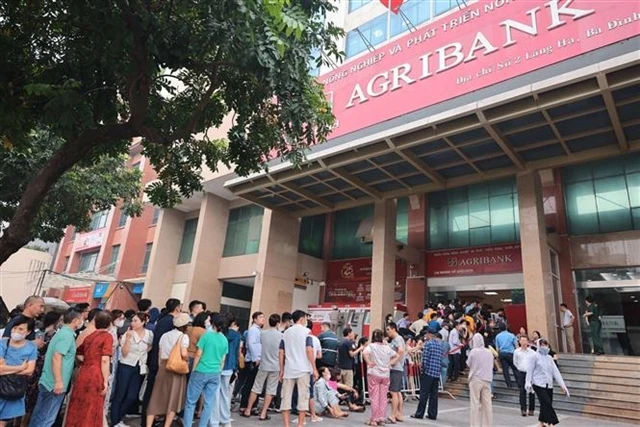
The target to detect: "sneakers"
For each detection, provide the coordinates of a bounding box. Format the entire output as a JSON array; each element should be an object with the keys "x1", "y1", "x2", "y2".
[{"x1": 115, "y1": 422, "x2": 131, "y2": 427}]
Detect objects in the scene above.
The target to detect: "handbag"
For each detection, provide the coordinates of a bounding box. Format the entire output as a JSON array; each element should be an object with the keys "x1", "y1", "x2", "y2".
[
  {"x1": 165, "y1": 334, "x2": 189, "y2": 374},
  {"x1": 0, "y1": 339, "x2": 27, "y2": 400}
]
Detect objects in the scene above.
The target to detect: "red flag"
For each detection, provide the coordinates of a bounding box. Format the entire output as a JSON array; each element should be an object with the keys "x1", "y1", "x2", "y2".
[{"x1": 379, "y1": 0, "x2": 404, "y2": 14}]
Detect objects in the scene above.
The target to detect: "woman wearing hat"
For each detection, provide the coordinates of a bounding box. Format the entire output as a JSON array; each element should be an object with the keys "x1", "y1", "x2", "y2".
[{"x1": 146, "y1": 313, "x2": 191, "y2": 427}]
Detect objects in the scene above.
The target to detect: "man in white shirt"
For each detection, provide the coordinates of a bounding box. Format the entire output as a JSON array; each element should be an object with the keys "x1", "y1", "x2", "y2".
[
  {"x1": 559, "y1": 303, "x2": 576, "y2": 353},
  {"x1": 513, "y1": 335, "x2": 536, "y2": 417},
  {"x1": 447, "y1": 323, "x2": 462, "y2": 382},
  {"x1": 279, "y1": 310, "x2": 318, "y2": 427}
]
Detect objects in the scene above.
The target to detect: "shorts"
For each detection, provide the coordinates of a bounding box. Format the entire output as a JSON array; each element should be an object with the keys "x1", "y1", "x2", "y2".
[
  {"x1": 0, "y1": 396, "x2": 25, "y2": 420},
  {"x1": 251, "y1": 370, "x2": 279, "y2": 396},
  {"x1": 280, "y1": 375, "x2": 311, "y2": 412},
  {"x1": 389, "y1": 370, "x2": 404, "y2": 392},
  {"x1": 341, "y1": 369, "x2": 354, "y2": 388}
]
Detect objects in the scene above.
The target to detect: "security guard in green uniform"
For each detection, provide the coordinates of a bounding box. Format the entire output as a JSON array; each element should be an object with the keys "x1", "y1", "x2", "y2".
[{"x1": 583, "y1": 296, "x2": 605, "y2": 355}]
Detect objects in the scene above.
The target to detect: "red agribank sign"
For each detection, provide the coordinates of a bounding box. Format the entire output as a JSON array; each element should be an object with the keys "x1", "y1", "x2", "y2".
[
  {"x1": 321, "y1": 0, "x2": 640, "y2": 139},
  {"x1": 426, "y1": 244, "x2": 522, "y2": 277},
  {"x1": 326, "y1": 258, "x2": 407, "y2": 304}
]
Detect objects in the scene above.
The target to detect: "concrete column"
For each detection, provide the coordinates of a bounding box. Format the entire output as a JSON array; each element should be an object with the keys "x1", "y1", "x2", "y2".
[
  {"x1": 143, "y1": 208, "x2": 185, "y2": 305},
  {"x1": 406, "y1": 277, "x2": 426, "y2": 320},
  {"x1": 370, "y1": 200, "x2": 396, "y2": 333},
  {"x1": 517, "y1": 172, "x2": 559, "y2": 350},
  {"x1": 251, "y1": 209, "x2": 300, "y2": 315},
  {"x1": 184, "y1": 194, "x2": 229, "y2": 311}
]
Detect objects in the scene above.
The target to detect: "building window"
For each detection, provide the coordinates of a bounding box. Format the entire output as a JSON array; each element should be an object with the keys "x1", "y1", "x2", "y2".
[
  {"x1": 349, "y1": 0, "x2": 371, "y2": 13},
  {"x1": 428, "y1": 178, "x2": 520, "y2": 250},
  {"x1": 396, "y1": 197, "x2": 409, "y2": 245},
  {"x1": 434, "y1": 0, "x2": 456, "y2": 16},
  {"x1": 309, "y1": 47, "x2": 321, "y2": 77},
  {"x1": 132, "y1": 161, "x2": 141, "y2": 170},
  {"x1": 151, "y1": 208, "x2": 160, "y2": 225},
  {"x1": 345, "y1": 13, "x2": 388, "y2": 58},
  {"x1": 63, "y1": 256, "x2": 70, "y2": 272},
  {"x1": 142, "y1": 243, "x2": 153, "y2": 273},
  {"x1": 89, "y1": 210, "x2": 109, "y2": 231},
  {"x1": 177, "y1": 218, "x2": 198, "y2": 264},
  {"x1": 117, "y1": 211, "x2": 128, "y2": 228},
  {"x1": 78, "y1": 250, "x2": 99, "y2": 273},
  {"x1": 298, "y1": 214, "x2": 326, "y2": 259},
  {"x1": 106, "y1": 245, "x2": 120, "y2": 275},
  {"x1": 563, "y1": 154, "x2": 640, "y2": 235},
  {"x1": 332, "y1": 204, "x2": 374, "y2": 260},
  {"x1": 390, "y1": 0, "x2": 432, "y2": 38},
  {"x1": 223, "y1": 205, "x2": 264, "y2": 257}
]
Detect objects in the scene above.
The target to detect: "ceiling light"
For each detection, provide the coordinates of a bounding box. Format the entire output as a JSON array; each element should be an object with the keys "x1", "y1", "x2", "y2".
[
  {"x1": 501, "y1": 298, "x2": 513, "y2": 303},
  {"x1": 484, "y1": 291, "x2": 498, "y2": 295}
]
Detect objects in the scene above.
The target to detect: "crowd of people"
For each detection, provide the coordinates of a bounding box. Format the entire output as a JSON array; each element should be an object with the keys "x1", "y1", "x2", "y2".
[{"x1": 0, "y1": 295, "x2": 579, "y2": 427}]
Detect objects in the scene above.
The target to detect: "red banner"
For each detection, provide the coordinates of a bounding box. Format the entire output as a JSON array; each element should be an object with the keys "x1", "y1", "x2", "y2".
[
  {"x1": 321, "y1": 0, "x2": 639, "y2": 139},
  {"x1": 62, "y1": 286, "x2": 93, "y2": 303},
  {"x1": 426, "y1": 244, "x2": 522, "y2": 277},
  {"x1": 326, "y1": 258, "x2": 407, "y2": 304}
]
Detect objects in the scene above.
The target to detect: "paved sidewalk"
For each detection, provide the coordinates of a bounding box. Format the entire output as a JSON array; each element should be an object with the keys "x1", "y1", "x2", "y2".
[{"x1": 131, "y1": 397, "x2": 634, "y2": 426}]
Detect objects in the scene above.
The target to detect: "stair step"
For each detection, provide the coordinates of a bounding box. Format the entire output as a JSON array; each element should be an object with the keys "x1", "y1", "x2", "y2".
[
  {"x1": 556, "y1": 360, "x2": 640, "y2": 372},
  {"x1": 558, "y1": 366, "x2": 640, "y2": 379},
  {"x1": 558, "y1": 353, "x2": 640, "y2": 365}
]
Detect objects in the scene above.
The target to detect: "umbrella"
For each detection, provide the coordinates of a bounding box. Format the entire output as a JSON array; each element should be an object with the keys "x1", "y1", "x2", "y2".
[{"x1": 43, "y1": 297, "x2": 70, "y2": 312}]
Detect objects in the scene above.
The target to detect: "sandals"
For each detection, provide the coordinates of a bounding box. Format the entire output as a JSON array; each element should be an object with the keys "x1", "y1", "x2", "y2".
[
  {"x1": 259, "y1": 415, "x2": 271, "y2": 421},
  {"x1": 387, "y1": 417, "x2": 397, "y2": 424},
  {"x1": 239, "y1": 412, "x2": 251, "y2": 418},
  {"x1": 364, "y1": 422, "x2": 378, "y2": 426}
]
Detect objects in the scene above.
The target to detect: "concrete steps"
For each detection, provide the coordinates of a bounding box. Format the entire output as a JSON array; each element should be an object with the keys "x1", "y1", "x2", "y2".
[{"x1": 445, "y1": 353, "x2": 640, "y2": 424}]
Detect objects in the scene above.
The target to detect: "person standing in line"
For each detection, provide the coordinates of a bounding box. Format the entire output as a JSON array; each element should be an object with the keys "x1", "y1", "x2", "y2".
[
  {"x1": 362, "y1": 329, "x2": 400, "y2": 426},
  {"x1": 187, "y1": 312, "x2": 209, "y2": 371},
  {"x1": 396, "y1": 313, "x2": 411, "y2": 331},
  {"x1": 188, "y1": 300, "x2": 206, "y2": 321},
  {"x1": 448, "y1": 322, "x2": 463, "y2": 382},
  {"x1": 409, "y1": 312, "x2": 428, "y2": 337},
  {"x1": 513, "y1": 335, "x2": 536, "y2": 417},
  {"x1": 210, "y1": 313, "x2": 242, "y2": 427},
  {"x1": 145, "y1": 312, "x2": 190, "y2": 427},
  {"x1": 2, "y1": 296, "x2": 45, "y2": 345},
  {"x1": 558, "y1": 303, "x2": 576, "y2": 353},
  {"x1": 495, "y1": 323, "x2": 518, "y2": 388},
  {"x1": 583, "y1": 297, "x2": 604, "y2": 355},
  {"x1": 317, "y1": 323, "x2": 339, "y2": 369},
  {"x1": 240, "y1": 311, "x2": 265, "y2": 413},
  {"x1": 28, "y1": 309, "x2": 83, "y2": 427},
  {"x1": 307, "y1": 320, "x2": 323, "y2": 423},
  {"x1": 0, "y1": 316, "x2": 37, "y2": 426},
  {"x1": 279, "y1": 310, "x2": 318, "y2": 427},
  {"x1": 386, "y1": 322, "x2": 406, "y2": 423},
  {"x1": 525, "y1": 339, "x2": 569, "y2": 427},
  {"x1": 65, "y1": 311, "x2": 114, "y2": 427},
  {"x1": 182, "y1": 314, "x2": 229, "y2": 427},
  {"x1": 437, "y1": 332, "x2": 450, "y2": 388},
  {"x1": 337, "y1": 328, "x2": 363, "y2": 390},
  {"x1": 411, "y1": 329, "x2": 442, "y2": 421},
  {"x1": 241, "y1": 314, "x2": 282, "y2": 421},
  {"x1": 110, "y1": 312, "x2": 153, "y2": 427},
  {"x1": 466, "y1": 333, "x2": 494, "y2": 427}
]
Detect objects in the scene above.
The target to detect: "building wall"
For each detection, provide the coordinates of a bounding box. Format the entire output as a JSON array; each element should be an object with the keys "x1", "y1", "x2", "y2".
[{"x1": 0, "y1": 248, "x2": 52, "y2": 309}]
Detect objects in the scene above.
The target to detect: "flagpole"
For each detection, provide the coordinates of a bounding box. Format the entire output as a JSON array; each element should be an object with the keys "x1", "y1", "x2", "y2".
[{"x1": 387, "y1": 0, "x2": 392, "y2": 42}]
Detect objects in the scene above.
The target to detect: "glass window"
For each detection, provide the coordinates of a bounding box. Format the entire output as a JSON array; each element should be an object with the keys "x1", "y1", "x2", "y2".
[
  {"x1": 142, "y1": 243, "x2": 152, "y2": 273},
  {"x1": 89, "y1": 210, "x2": 109, "y2": 231},
  {"x1": 332, "y1": 204, "x2": 374, "y2": 259},
  {"x1": 299, "y1": 214, "x2": 326, "y2": 259},
  {"x1": 309, "y1": 47, "x2": 321, "y2": 77},
  {"x1": 434, "y1": 0, "x2": 456, "y2": 16},
  {"x1": 428, "y1": 178, "x2": 519, "y2": 249},
  {"x1": 563, "y1": 153, "x2": 640, "y2": 235},
  {"x1": 63, "y1": 256, "x2": 70, "y2": 273},
  {"x1": 152, "y1": 208, "x2": 160, "y2": 225},
  {"x1": 396, "y1": 197, "x2": 409, "y2": 245},
  {"x1": 349, "y1": 0, "x2": 371, "y2": 13},
  {"x1": 390, "y1": 0, "x2": 432, "y2": 38},
  {"x1": 178, "y1": 218, "x2": 198, "y2": 264},
  {"x1": 132, "y1": 161, "x2": 141, "y2": 170},
  {"x1": 78, "y1": 250, "x2": 99, "y2": 273},
  {"x1": 345, "y1": 13, "x2": 388, "y2": 58},
  {"x1": 223, "y1": 205, "x2": 264, "y2": 257},
  {"x1": 117, "y1": 211, "x2": 128, "y2": 228},
  {"x1": 106, "y1": 245, "x2": 120, "y2": 275}
]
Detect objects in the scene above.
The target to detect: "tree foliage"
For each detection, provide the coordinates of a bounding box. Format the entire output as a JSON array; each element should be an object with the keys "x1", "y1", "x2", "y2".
[{"x1": 0, "y1": 0, "x2": 343, "y2": 265}]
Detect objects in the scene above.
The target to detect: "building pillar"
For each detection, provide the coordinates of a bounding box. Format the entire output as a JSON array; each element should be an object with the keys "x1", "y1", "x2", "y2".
[
  {"x1": 406, "y1": 194, "x2": 427, "y2": 317},
  {"x1": 517, "y1": 172, "x2": 559, "y2": 350},
  {"x1": 370, "y1": 200, "x2": 396, "y2": 333},
  {"x1": 251, "y1": 209, "x2": 300, "y2": 315},
  {"x1": 143, "y1": 208, "x2": 185, "y2": 305},
  {"x1": 184, "y1": 194, "x2": 229, "y2": 311}
]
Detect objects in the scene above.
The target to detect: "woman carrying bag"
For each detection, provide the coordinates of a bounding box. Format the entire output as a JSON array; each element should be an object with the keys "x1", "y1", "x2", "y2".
[
  {"x1": 146, "y1": 313, "x2": 190, "y2": 427},
  {"x1": 0, "y1": 316, "x2": 37, "y2": 426}
]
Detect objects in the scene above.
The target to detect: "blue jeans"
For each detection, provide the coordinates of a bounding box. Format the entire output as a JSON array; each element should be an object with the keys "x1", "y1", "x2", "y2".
[
  {"x1": 210, "y1": 370, "x2": 232, "y2": 426},
  {"x1": 28, "y1": 384, "x2": 66, "y2": 427},
  {"x1": 110, "y1": 363, "x2": 143, "y2": 425},
  {"x1": 440, "y1": 366, "x2": 448, "y2": 387},
  {"x1": 183, "y1": 371, "x2": 221, "y2": 427}
]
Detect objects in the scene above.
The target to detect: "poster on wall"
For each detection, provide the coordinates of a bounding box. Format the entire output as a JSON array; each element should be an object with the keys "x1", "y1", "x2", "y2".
[
  {"x1": 325, "y1": 258, "x2": 407, "y2": 304},
  {"x1": 426, "y1": 244, "x2": 522, "y2": 277}
]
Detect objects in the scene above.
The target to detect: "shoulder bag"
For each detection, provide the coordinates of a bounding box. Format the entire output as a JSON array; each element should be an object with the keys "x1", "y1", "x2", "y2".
[{"x1": 165, "y1": 334, "x2": 189, "y2": 374}]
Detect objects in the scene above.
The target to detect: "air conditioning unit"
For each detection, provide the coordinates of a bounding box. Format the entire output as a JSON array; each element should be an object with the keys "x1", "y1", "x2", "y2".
[{"x1": 356, "y1": 216, "x2": 374, "y2": 243}]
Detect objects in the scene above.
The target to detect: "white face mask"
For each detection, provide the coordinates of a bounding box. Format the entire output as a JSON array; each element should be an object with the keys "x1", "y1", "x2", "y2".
[
  {"x1": 11, "y1": 332, "x2": 26, "y2": 341},
  {"x1": 114, "y1": 319, "x2": 125, "y2": 328}
]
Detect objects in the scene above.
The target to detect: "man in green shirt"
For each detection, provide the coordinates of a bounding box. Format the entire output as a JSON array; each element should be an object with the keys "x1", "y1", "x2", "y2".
[
  {"x1": 183, "y1": 314, "x2": 229, "y2": 427},
  {"x1": 29, "y1": 308, "x2": 84, "y2": 427},
  {"x1": 584, "y1": 296, "x2": 605, "y2": 355}
]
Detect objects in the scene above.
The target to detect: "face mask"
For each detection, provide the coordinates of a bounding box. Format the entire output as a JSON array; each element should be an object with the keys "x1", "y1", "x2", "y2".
[
  {"x1": 11, "y1": 332, "x2": 26, "y2": 341},
  {"x1": 114, "y1": 319, "x2": 125, "y2": 328},
  {"x1": 539, "y1": 346, "x2": 550, "y2": 356}
]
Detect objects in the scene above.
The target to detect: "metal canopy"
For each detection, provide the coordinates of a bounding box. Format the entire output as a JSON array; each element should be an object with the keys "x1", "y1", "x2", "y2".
[{"x1": 226, "y1": 60, "x2": 640, "y2": 216}]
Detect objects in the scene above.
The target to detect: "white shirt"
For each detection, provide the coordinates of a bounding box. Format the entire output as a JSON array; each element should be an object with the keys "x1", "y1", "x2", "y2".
[
  {"x1": 159, "y1": 329, "x2": 189, "y2": 360},
  {"x1": 282, "y1": 324, "x2": 313, "y2": 379},
  {"x1": 562, "y1": 310, "x2": 574, "y2": 328},
  {"x1": 119, "y1": 329, "x2": 153, "y2": 372},
  {"x1": 513, "y1": 347, "x2": 536, "y2": 373},
  {"x1": 526, "y1": 351, "x2": 567, "y2": 392}
]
